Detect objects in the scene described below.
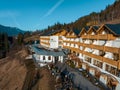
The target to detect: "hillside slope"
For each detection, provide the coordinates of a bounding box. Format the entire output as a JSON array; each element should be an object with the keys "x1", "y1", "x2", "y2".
[
  {"x1": 0, "y1": 24, "x2": 25, "y2": 36},
  {"x1": 0, "y1": 48, "x2": 27, "y2": 90}
]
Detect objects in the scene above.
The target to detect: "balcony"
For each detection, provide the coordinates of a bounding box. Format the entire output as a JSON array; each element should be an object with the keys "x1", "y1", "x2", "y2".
[
  {"x1": 90, "y1": 44, "x2": 104, "y2": 50},
  {"x1": 104, "y1": 46, "x2": 119, "y2": 54},
  {"x1": 81, "y1": 35, "x2": 89, "y2": 39},
  {"x1": 63, "y1": 45, "x2": 120, "y2": 69},
  {"x1": 103, "y1": 57, "x2": 118, "y2": 67},
  {"x1": 117, "y1": 60, "x2": 120, "y2": 69},
  {"x1": 81, "y1": 34, "x2": 116, "y2": 40},
  {"x1": 78, "y1": 42, "x2": 83, "y2": 46},
  {"x1": 83, "y1": 51, "x2": 103, "y2": 61},
  {"x1": 98, "y1": 34, "x2": 116, "y2": 40},
  {"x1": 40, "y1": 37, "x2": 50, "y2": 40},
  {"x1": 83, "y1": 43, "x2": 90, "y2": 47},
  {"x1": 98, "y1": 34, "x2": 108, "y2": 40},
  {"x1": 89, "y1": 35, "x2": 98, "y2": 39},
  {"x1": 66, "y1": 36, "x2": 77, "y2": 38},
  {"x1": 41, "y1": 41, "x2": 50, "y2": 45},
  {"x1": 63, "y1": 40, "x2": 78, "y2": 44},
  {"x1": 64, "y1": 40, "x2": 120, "y2": 54}
]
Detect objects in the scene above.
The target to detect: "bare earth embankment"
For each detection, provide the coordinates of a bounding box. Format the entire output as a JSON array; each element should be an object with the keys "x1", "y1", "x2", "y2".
[
  {"x1": 32, "y1": 67, "x2": 56, "y2": 90},
  {"x1": 0, "y1": 46, "x2": 56, "y2": 90},
  {"x1": 0, "y1": 47, "x2": 27, "y2": 90}
]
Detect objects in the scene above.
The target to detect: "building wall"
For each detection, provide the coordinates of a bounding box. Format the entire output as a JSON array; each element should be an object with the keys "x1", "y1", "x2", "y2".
[
  {"x1": 50, "y1": 36, "x2": 59, "y2": 48},
  {"x1": 62, "y1": 26, "x2": 120, "y2": 85},
  {"x1": 39, "y1": 25, "x2": 120, "y2": 86}
]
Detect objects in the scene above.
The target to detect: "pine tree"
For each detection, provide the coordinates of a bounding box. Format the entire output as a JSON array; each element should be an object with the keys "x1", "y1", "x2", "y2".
[{"x1": 17, "y1": 33, "x2": 24, "y2": 45}]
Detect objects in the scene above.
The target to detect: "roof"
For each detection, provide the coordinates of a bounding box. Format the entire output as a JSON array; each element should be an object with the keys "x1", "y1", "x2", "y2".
[
  {"x1": 84, "y1": 26, "x2": 90, "y2": 31},
  {"x1": 41, "y1": 29, "x2": 69, "y2": 36},
  {"x1": 72, "y1": 29, "x2": 81, "y2": 36},
  {"x1": 41, "y1": 29, "x2": 59, "y2": 36},
  {"x1": 92, "y1": 26, "x2": 100, "y2": 30},
  {"x1": 105, "y1": 24, "x2": 120, "y2": 35},
  {"x1": 32, "y1": 46, "x2": 65, "y2": 56}
]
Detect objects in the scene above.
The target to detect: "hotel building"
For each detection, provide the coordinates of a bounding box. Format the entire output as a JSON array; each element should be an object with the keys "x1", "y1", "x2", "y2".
[{"x1": 40, "y1": 24, "x2": 120, "y2": 90}]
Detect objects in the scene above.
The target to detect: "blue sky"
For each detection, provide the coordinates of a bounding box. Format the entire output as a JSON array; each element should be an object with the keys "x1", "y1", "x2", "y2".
[{"x1": 0, "y1": 0, "x2": 115, "y2": 31}]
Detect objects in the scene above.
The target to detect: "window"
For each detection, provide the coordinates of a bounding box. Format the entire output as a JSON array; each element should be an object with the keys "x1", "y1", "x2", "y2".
[
  {"x1": 85, "y1": 57, "x2": 91, "y2": 63},
  {"x1": 48, "y1": 56, "x2": 51, "y2": 60},
  {"x1": 77, "y1": 53, "x2": 79, "y2": 56},
  {"x1": 93, "y1": 59, "x2": 102, "y2": 68},
  {"x1": 43, "y1": 56, "x2": 45, "y2": 60},
  {"x1": 105, "y1": 64, "x2": 118, "y2": 76}
]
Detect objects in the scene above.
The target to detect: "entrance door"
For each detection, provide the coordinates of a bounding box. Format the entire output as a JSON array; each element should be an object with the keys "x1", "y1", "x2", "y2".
[{"x1": 55, "y1": 56, "x2": 59, "y2": 63}]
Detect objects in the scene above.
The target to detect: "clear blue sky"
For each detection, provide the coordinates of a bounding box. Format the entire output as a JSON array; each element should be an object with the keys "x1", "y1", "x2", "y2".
[{"x1": 0, "y1": 0, "x2": 115, "y2": 31}]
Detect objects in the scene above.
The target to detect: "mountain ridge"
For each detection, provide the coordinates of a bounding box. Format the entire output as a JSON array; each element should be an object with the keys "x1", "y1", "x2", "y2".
[{"x1": 0, "y1": 24, "x2": 25, "y2": 36}]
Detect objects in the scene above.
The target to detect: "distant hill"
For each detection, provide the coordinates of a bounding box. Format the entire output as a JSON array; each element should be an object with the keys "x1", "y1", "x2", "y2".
[
  {"x1": 73, "y1": 0, "x2": 120, "y2": 28},
  {"x1": 37, "y1": 0, "x2": 120, "y2": 34},
  {"x1": 0, "y1": 24, "x2": 25, "y2": 36}
]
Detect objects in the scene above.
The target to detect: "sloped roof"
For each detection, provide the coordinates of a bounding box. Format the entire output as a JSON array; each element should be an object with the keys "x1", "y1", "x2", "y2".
[
  {"x1": 92, "y1": 26, "x2": 100, "y2": 30},
  {"x1": 84, "y1": 26, "x2": 90, "y2": 31},
  {"x1": 41, "y1": 29, "x2": 69, "y2": 36},
  {"x1": 72, "y1": 29, "x2": 81, "y2": 36},
  {"x1": 105, "y1": 24, "x2": 120, "y2": 35},
  {"x1": 32, "y1": 46, "x2": 65, "y2": 56}
]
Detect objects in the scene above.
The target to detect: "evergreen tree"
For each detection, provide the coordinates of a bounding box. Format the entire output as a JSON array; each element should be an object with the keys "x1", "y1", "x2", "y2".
[
  {"x1": 17, "y1": 33, "x2": 24, "y2": 45},
  {"x1": 3, "y1": 33, "x2": 9, "y2": 51}
]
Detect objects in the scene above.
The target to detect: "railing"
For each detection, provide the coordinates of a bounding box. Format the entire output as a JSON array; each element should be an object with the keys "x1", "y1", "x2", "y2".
[
  {"x1": 104, "y1": 46, "x2": 119, "y2": 53},
  {"x1": 83, "y1": 51, "x2": 103, "y2": 61},
  {"x1": 117, "y1": 60, "x2": 120, "y2": 69},
  {"x1": 81, "y1": 34, "x2": 116, "y2": 40},
  {"x1": 81, "y1": 35, "x2": 89, "y2": 39},
  {"x1": 41, "y1": 41, "x2": 50, "y2": 45},
  {"x1": 63, "y1": 40, "x2": 120, "y2": 54},
  {"x1": 90, "y1": 44, "x2": 104, "y2": 50},
  {"x1": 40, "y1": 37, "x2": 50, "y2": 40},
  {"x1": 63, "y1": 45, "x2": 120, "y2": 68},
  {"x1": 103, "y1": 57, "x2": 118, "y2": 67},
  {"x1": 66, "y1": 36, "x2": 77, "y2": 38},
  {"x1": 98, "y1": 34, "x2": 108, "y2": 40},
  {"x1": 63, "y1": 40, "x2": 78, "y2": 44},
  {"x1": 89, "y1": 35, "x2": 98, "y2": 39}
]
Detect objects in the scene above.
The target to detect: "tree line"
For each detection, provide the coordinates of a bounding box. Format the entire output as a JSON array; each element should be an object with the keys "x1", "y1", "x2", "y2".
[
  {"x1": 0, "y1": 32, "x2": 25, "y2": 59},
  {"x1": 34, "y1": 0, "x2": 120, "y2": 34}
]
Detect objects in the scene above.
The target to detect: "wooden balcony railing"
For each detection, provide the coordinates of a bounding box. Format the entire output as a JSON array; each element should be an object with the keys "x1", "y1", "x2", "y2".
[
  {"x1": 40, "y1": 37, "x2": 50, "y2": 40},
  {"x1": 107, "y1": 34, "x2": 116, "y2": 40},
  {"x1": 63, "y1": 40, "x2": 120, "y2": 54},
  {"x1": 63, "y1": 40, "x2": 78, "y2": 44},
  {"x1": 83, "y1": 51, "x2": 103, "y2": 61},
  {"x1": 98, "y1": 34, "x2": 108, "y2": 40},
  {"x1": 78, "y1": 42, "x2": 83, "y2": 46},
  {"x1": 89, "y1": 35, "x2": 98, "y2": 39},
  {"x1": 117, "y1": 60, "x2": 120, "y2": 69},
  {"x1": 63, "y1": 45, "x2": 120, "y2": 69},
  {"x1": 81, "y1": 34, "x2": 116, "y2": 40},
  {"x1": 104, "y1": 46, "x2": 119, "y2": 54},
  {"x1": 103, "y1": 57, "x2": 118, "y2": 67},
  {"x1": 41, "y1": 41, "x2": 50, "y2": 45},
  {"x1": 90, "y1": 44, "x2": 104, "y2": 50},
  {"x1": 66, "y1": 36, "x2": 77, "y2": 38},
  {"x1": 81, "y1": 35, "x2": 89, "y2": 39},
  {"x1": 83, "y1": 43, "x2": 90, "y2": 47}
]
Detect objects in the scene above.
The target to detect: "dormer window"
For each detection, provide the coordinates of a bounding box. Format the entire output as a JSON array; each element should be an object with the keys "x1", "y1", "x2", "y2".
[
  {"x1": 91, "y1": 32, "x2": 95, "y2": 35},
  {"x1": 102, "y1": 31, "x2": 106, "y2": 34},
  {"x1": 72, "y1": 33, "x2": 74, "y2": 36}
]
